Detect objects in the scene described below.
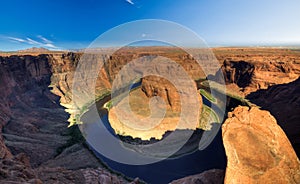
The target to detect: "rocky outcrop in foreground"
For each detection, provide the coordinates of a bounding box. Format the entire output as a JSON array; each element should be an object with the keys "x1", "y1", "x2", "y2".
[
  {"x1": 247, "y1": 77, "x2": 300, "y2": 157},
  {"x1": 222, "y1": 106, "x2": 300, "y2": 183},
  {"x1": 170, "y1": 169, "x2": 225, "y2": 184}
]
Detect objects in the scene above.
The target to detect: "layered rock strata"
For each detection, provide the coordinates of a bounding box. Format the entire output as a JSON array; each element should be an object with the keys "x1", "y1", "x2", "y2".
[{"x1": 0, "y1": 54, "x2": 134, "y2": 183}]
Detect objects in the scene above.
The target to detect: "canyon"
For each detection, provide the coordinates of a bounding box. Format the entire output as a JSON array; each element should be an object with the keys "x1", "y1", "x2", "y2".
[{"x1": 0, "y1": 47, "x2": 300, "y2": 183}]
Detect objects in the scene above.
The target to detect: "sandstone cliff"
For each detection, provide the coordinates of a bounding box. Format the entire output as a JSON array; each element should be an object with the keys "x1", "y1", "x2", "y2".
[{"x1": 213, "y1": 48, "x2": 300, "y2": 95}]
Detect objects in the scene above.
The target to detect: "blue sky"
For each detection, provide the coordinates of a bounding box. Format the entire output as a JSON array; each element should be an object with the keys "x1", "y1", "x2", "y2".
[{"x1": 0, "y1": 0, "x2": 300, "y2": 51}]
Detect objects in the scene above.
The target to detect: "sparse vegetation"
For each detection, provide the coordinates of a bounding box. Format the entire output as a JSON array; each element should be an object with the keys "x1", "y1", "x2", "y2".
[
  {"x1": 199, "y1": 105, "x2": 220, "y2": 130},
  {"x1": 200, "y1": 80, "x2": 256, "y2": 107},
  {"x1": 103, "y1": 100, "x2": 113, "y2": 110},
  {"x1": 69, "y1": 90, "x2": 111, "y2": 127},
  {"x1": 199, "y1": 89, "x2": 217, "y2": 103}
]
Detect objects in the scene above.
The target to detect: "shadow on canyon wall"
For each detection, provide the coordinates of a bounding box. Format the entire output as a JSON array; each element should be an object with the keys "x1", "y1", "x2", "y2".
[
  {"x1": 247, "y1": 77, "x2": 300, "y2": 157},
  {"x1": 0, "y1": 54, "x2": 133, "y2": 183}
]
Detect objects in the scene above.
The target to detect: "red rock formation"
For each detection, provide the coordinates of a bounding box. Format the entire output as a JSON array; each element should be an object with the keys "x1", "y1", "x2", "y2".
[
  {"x1": 141, "y1": 76, "x2": 202, "y2": 113},
  {"x1": 222, "y1": 106, "x2": 300, "y2": 183},
  {"x1": 213, "y1": 48, "x2": 300, "y2": 95},
  {"x1": 170, "y1": 169, "x2": 224, "y2": 184}
]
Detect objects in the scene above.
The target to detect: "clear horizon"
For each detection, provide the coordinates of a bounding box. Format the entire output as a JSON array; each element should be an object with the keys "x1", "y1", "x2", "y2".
[{"x1": 1, "y1": 0, "x2": 300, "y2": 51}]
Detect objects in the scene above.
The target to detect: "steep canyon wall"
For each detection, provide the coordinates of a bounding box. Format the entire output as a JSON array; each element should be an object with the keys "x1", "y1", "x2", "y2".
[{"x1": 0, "y1": 48, "x2": 300, "y2": 183}]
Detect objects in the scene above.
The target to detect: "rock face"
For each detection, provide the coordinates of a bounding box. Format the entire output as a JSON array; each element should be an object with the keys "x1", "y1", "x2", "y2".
[
  {"x1": 0, "y1": 54, "x2": 132, "y2": 183},
  {"x1": 170, "y1": 169, "x2": 225, "y2": 184},
  {"x1": 109, "y1": 55, "x2": 203, "y2": 140},
  {"x1": 213, "y1": 48, "x2": 300, "y2": 95},
  {"x1": 142, "y1": 76, "x2": 182, "y2": 111},
  {"x1": 0, "y1": 54, "x2": 56, "y2": 161},
  {"x1": 214, "y1": 60, "x2": 255, "y2": 88},
  {"x1": 247, "y1": 77, "x2": 300, "y2": 157},
  {"x1": 0, "y1": 153, "x2": 42, "y2": 183},
  {"x1": 222, "y1": 106, "x2": 300, "y2": 183},
  {"x1": 141, "y1": 75, "x2": 202, "y2": 112}
]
